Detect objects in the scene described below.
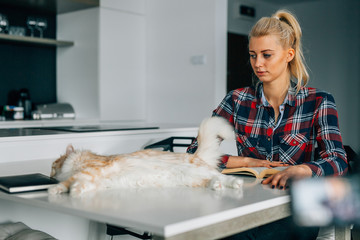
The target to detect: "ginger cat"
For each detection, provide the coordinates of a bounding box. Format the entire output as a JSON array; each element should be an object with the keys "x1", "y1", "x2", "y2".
[{"x1": 48, "y1": 117, "x2": 243, "y2": 197}]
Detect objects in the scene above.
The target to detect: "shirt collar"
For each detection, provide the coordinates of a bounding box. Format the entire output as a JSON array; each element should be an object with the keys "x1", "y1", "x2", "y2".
[{"x1": 255, "y1": 81, "x2": 308, "y2": 108}]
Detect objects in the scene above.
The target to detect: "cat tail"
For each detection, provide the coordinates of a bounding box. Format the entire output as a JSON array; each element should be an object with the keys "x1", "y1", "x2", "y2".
[{"x1": 194, "y1": 117, "x2": 234, "y2": 167}]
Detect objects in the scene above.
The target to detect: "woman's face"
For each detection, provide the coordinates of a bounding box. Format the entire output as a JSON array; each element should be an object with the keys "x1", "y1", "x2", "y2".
[{"x1": 249, "y1": 35, "x2": 294, "y2": 85}]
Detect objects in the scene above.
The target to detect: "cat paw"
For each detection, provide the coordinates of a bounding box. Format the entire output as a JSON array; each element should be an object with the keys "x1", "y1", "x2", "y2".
[
  {"x1": 70, "y1": 182, "x2": 95, "y2": 197},
  {"x1": 48, "y1": 183, "x2": 68, "y2": 195},
  {"x1": 209, "y1": 178, "x2": 224, "y2": 191},
  {"x1": 230, "y1": 178, "x2": 243, "y2": 189}
]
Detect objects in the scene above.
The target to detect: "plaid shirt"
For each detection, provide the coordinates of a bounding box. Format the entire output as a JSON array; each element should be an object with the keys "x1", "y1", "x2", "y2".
[{"x1": 187, "y1": 83, "x2": 348, "y2": 176}]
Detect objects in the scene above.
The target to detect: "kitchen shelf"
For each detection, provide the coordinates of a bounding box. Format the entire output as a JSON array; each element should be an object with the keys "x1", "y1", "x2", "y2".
[
  {"x1": 0, "y1": 0, "x2": 99, "y2": 14},
  {"x1": 0, "y1": 33, "x2": 74, "y2": 47}
]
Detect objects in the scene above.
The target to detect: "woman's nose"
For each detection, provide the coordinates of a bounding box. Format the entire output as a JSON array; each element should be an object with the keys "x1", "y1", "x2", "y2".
[{"x1": 254, "y1": 57, "x2": 263, "y2": 67}]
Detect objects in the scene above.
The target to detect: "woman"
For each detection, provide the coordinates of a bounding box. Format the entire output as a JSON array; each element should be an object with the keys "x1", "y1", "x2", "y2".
[
  {"x1": 187, "y1": 9, "x2": 348, "y2": 239},
  {"x1": 188, "y1": 9, "x2": 348, "y2": 186}
]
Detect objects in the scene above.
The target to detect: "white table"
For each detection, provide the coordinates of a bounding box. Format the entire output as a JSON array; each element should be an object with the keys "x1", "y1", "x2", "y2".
[
  {"x1": 0, "y1": 133, "x2": 351, "y2": 240},
  {"x1": 0, "y1": 167, "x2": 291, "y2": 240}
]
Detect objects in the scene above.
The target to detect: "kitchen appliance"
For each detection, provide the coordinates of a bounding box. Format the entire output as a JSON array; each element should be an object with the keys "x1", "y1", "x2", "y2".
[{"x1": 33, "y1": 103, "x2": 75, "y2": 120}]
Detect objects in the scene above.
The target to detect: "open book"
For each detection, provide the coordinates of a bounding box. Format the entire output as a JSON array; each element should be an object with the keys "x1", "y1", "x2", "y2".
[
  {"x1": 221, "y1": 166, "x2": 288, "y2": 179},
  {"x1": 0, "y1": 173, "x2": 58, "y2": 193}
]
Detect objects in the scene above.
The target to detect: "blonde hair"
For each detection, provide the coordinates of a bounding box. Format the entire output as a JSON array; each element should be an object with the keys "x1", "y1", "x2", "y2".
[{"x1": 249, "y1": 9, "x2": 309, "y2": 92}]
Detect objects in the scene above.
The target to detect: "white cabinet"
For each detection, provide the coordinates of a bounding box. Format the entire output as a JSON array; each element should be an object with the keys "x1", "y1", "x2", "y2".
[
  {"x1": 99, "y1": 7, "x2": 146, "y2": 121},
  {"x1": 57, "y1": 5, "x2": 146, "y2": 121},
  {"x1": 100, "y1": 0, "x2": 146, "y2": 14}
]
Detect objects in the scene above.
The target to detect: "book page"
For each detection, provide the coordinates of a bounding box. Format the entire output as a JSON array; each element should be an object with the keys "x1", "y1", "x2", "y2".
[
  {"x1": 221, "y1": 166, "x2": 288, "y2": 179},
  {"x1": 221, "y1": 167, "x2": 261, "y2": 178}
]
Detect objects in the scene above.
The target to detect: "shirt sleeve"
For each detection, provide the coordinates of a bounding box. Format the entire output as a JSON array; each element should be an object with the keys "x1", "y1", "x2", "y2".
[
  {"x1": 212, "y1": 90, "x2": 236, "y2": 125},
  {"x1": 303, "y1": 93, "x2": 348, "y2": 176}
]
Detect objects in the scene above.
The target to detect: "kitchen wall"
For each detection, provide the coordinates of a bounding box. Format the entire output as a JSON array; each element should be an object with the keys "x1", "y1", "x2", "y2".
[
  {"x1": 145, "y1": 0, "x2": 227, "y2": 124},
  {"x1": 146, "y1": 0, "x2": 360, "y2": 150},
  {"x1": 56, "y1": 0, "x2": 359, "y2": 151},
  {"x1": 57, "y1": 0, "x2": 227, "y2": 124},
  {"x1": 210, "y1": 0, "x2": 360, "y2": 151},
  {"x1": 275, "y1": 0, "x2": 360, "y2": 152},
  {"x1": 228, "y1": 0, "x2": 277, "y2": 35}
]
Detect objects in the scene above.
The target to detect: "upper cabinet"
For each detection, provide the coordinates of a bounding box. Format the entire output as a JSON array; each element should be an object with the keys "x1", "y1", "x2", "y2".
[
  {"x1": 100, "y1": 0, "x2": 145, "y2": 14},
  {"x1": 56, "y1": 4, "x2": 147, "y2": 121}
]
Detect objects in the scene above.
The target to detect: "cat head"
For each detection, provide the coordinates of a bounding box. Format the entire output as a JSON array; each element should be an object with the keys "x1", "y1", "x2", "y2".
[{"x1": 50, "y1": 144, "x2": 75, "y2": 178}]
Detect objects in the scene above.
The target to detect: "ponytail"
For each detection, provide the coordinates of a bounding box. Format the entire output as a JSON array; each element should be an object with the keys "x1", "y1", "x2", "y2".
[{"x1": 249, "y1": 9, "x2": 309, "y2": 92}]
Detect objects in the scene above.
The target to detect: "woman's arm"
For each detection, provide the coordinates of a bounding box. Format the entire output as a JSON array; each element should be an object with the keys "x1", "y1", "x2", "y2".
[{"x1": 303, "y1": 92, "x2": 348, "y2": 176}]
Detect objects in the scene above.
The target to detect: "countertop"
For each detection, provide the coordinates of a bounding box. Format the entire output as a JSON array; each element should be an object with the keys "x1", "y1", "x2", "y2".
[{"x1": 0, "y1": 120, "x2": 198, "y2": 139}]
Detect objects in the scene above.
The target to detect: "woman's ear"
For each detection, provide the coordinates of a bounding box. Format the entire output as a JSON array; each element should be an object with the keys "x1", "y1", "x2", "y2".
[{"x1": 287, "y1": 48, "x2": 295, "y2": 62}]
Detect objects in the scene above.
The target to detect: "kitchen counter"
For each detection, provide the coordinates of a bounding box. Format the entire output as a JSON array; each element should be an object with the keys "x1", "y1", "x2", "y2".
[
  {"x1": 0, "y1": 121, "x2": 202, "y2": 165},
  {"x1": 0, "y1": 118, "x2": 96, "y2": 129},
  {"x1": 0, "y1": 121, "x2": 198, "y2": 139},
  {"x1": 0, "y1": 128, "x2": 70, "y2": 138}
]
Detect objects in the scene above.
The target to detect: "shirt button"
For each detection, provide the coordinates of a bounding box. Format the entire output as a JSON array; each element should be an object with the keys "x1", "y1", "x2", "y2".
[
  {"x1": 267, "y1": 156, "x2": 272, "y2": 161},
  {"x1": 293, "y1": 140, "x2": 297, "y2": 145},
  {"x1": 267, "y1": 137, "x2": 271, "y2": 141}
]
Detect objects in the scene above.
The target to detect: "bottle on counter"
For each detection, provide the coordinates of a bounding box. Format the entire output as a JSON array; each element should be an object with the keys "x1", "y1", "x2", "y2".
[{"x1": 18, "y1": 88, "x2": 32, "y2": 119}]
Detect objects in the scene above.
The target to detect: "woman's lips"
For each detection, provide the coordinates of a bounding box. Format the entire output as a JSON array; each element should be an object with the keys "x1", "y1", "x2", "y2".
[{"x1": 256, "y1": 71, "x2": 266, "y2": 76}]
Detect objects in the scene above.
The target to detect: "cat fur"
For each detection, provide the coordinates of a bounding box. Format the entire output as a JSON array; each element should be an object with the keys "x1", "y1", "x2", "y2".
[{"x1": 48, "y1": 117, "x2": 243, "y2": 197}]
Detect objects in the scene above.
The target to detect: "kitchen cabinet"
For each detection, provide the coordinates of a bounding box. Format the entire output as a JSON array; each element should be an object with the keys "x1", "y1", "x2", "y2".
[
  {"x1": 57, "y1": 3, "x2": 146, "y2": 121},
  {"x1": 98, "y1": 7, "x2": 146, "y2": 121}
]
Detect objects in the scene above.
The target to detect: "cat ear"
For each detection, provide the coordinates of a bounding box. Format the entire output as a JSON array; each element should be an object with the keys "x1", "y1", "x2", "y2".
[{"x1": 66, "y1": 144, "x2": 75, "y2": 155}]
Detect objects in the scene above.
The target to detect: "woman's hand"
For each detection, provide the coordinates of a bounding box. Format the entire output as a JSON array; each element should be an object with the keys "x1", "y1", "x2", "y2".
[
  {"x1": 226, "y1": 156, "x2": 289, "y2": 168},
  {"x1": 261, "y1": 165, "x2": 313, "y2": 189}
]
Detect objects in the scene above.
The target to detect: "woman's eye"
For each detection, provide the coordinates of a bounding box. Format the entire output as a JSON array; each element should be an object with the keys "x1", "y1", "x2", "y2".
[
  {"x1": 263, "y1": 54, "x2": 271, "y2": 58},
  {"x1": 249, "y1": 54, "x2": 256, "y2": 59}
]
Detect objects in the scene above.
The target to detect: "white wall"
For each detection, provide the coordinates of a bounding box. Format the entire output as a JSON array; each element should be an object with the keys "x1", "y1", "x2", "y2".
[
  {"x1": 145, "y1": 0, "x2": 228, "y2": 125},
  {"x1": 228, "y1": 0, "x2": 277, "y2": 35},
  {"x1": 227, "y1": 0, "x2": 360, "y2": 152},
  {"x1": 274, "y1": 0, "x2": 360, "y2": 151},
  {"x1": 57, "y1": 0, "x2": 359, "y2": 151}
]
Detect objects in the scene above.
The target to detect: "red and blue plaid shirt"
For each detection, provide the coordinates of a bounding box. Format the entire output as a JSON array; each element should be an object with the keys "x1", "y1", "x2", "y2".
[{"x1": 187, "y1": 83, "x2": 348, "y2": 176}]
